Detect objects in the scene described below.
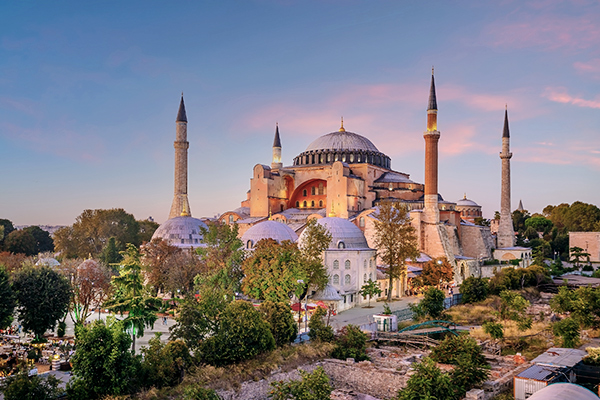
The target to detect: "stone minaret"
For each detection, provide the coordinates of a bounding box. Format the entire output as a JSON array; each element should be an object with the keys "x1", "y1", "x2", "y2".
[
  {"x1": 169, "y1": 95, "x2": 192, "y2": 219},
  {"x1": 497, "y1": 107, "x2": 516, "y2": 248},
  {"x1": 271, "y1": 123, "x2": 283, "y2": 170},
  {"x1": 423, "y1": 69, "x2": 440, "y2": 224}
]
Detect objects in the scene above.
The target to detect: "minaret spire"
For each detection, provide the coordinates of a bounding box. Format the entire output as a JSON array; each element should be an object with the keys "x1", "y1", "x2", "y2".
[
  {"x1": 169, "y1": 94, "x2": 192, "y2": 219},
  {"x1": 497, "y1": 106, "x2": 515, "y2": 248},
  {"x1": 271, "y1": 123, "x2": 283, "y2": 170},
  {"x1": 423, "y1": 69, "x2": 441, "y2": 224}
]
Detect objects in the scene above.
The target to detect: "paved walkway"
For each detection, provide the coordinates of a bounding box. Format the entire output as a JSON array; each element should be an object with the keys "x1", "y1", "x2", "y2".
[{"x1": 327, "y1": 296, "x2": 420, "y2": 330}]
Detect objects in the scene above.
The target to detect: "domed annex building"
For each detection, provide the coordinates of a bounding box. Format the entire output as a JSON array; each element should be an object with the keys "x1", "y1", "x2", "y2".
[{"x1": 241, "y1": 220, "x2": 298, "y2": 250}]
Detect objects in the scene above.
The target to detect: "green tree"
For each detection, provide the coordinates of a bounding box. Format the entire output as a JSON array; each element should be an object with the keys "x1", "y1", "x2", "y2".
[
  {"x1": 525, "y1": 216, "x2": 553, "y2": 234},
  {"x1": 141, "y1": 333, "x2": 192, "y2": 388},
  {"x1": 104, "y1": 244, "x2": 162, "y2": 351},
  {"x1": 499, "y1": 290, "x2": 532, "y2": 330},
  {"x1": 450, "y1": 353, "x2": 491, "y2": 397},
  {"x1": 183, "y1": 385, "x2": 222, "y2": 400},
  {"x1": 241, "y1": 239, "x2": 306, "y2": 303},
  {"x1": 359, "y1": 279, "x2": 382, "y2": 307},
  {"x1": 420, "y1": 286, "x2": 445, "y2": 319},
  {"x1": 550, "y1": 285, "x2": 600, "y2": 329},
  {"x1": 0, "y1": 266, "x2": 15, "y2": 329},
  {"x1": 430, "y1": 334, "x2": 487, "y2": 366},
  {"x1": 308, "y1": 306, "x2": 335, "y2": 342},
  {"x1": 553, "y1": 317, "x2": 580, "y2": 348},
  {"x1": 0, "y1": 219, "x2": 15, "y2": 250},
  {"x1": 570, "y1": 246, "x2": 591, "y2": 268},
  {"x1": 197, "y1": 221, "x2": 245, "y2": 292},
  {"x1": 67, "y1": 318, "x2": 141, "y2": 399},
  {"x1": 23, "y1": 226, "x2": 54, "y2": 253},
  {"x1": 138, "y1": 219, "x2": 159, "y2": 244},
  {"x1": 331, "y1": 324, "x2": 369, "y2": 361},
  {"x1": 199, "y1": 300, "x2": 275, "y2": 366},
  {"x1": 99, "y1": 237, "x2": 122, "y2": 268},
  {"x1": 12, "y1": 266, "x2": 71, "y2": 341},
  {"x1": 54, "y1": 208, "x2": 141, "y2": 258},
  {"x1": 372, "y1": 202, "x2": 419, "y2": 301},
  {"x1": 298, "y1": 218, "x2": 332, "y2": 293},
  {"x1": 460, "y1": 276, "x2": 489, "y2": 304},
  {"x1": 169, "y1": 274, "x2": 233, "y2": 353},
  {"x1": 544, "y1": 202, "x2": 600, "y2": 232},
  {"x1": 4, "y1": 229, "x2": 37, "y2": 256},
  {"x1": 269, "y1": 366, "x2": 332, "y2": 400},
  {"x1": 512, "y1": 209, "x2": 530, "y2": 234},
  {"x1": 69, "y1": 259, "x2": 112, "y2": 325},
  {"x1": 396, "y1": 357, "x2": 455, "y2": 400},
  {"x1": 0, "y1": 369, "x2": 62, "y2": 400},
  {"x1": 260, "y1": 301, "x2": 298, "y2": 347}
]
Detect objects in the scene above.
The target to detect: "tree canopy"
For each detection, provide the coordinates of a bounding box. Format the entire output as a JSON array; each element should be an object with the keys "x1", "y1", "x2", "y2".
[
  {"x1": 0, "y1": 266, "x2": 15, "y2": 329},
  {"x1": 372, "y1": 202, "x2": 419, "y2": 301},
  {"x1": 297, "y1": 218, "x2": 332, "y2": 293},
  {"x1": 12, "y1": 266, "x2": 72, "y2": 341}
]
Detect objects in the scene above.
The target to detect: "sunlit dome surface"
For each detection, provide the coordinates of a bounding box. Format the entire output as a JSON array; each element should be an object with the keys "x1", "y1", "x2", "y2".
[
  {"x1": 151, "y1": 216, "x2": 208, "y2": 248},
  {"x1": 241, "y1": 220, "x2": 298, "y2": 249},
  {"x1": 298, "y1": 217, "x2": 370, "y2": 250},
  {"x1": 456, "y1": 197, "x2": 479, "y2": 207},
  {"x1": 305, "y1": 131, "x2": 380, "y2": 153}
]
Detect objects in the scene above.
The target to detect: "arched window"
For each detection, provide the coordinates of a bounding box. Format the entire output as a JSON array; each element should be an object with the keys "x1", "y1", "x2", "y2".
[
  {"x1": 327, "y1": 154, "x2": 331, "y2": 163},
  {"x1": 338, "y1": 241, "x2": 345, "y2": 249},
  {"x1": 345, "y1": 260, "x2": 351, "y2": 269},
  {"x1": 364, "y1": 260, "x2": 367, "y2": 268},
  {"x1": 222, "y1": 218, "x2": 226, "y2": 224},
  {"x1": 319, "y1": 183, "x2": 324, "y2": 195},
  {"x1": 363, "y1": 273, "x2": 367, "y2": 283},
  {"x1": 311, "y1": 187, "x2": 316, "y2": 195},
  {"x1": 229, "y1": 215, "x2": 234, "y2": 223},
  {"x1": 280, "y1": 204, "x2": 284, "y2": 212},
  {"x1": 319, "y1": 200, "x2": 323, "y2": 207},
  {"x1": 345, "y1": 274, "x2": 351, "y2": 285},
  {"x1": 303, "y1": 201, "x2": 307, "y2": 208},
  {"x1": 311, "y1": 200, "x2": 315, "y2": 207},
  {"x1": 369, "y1": 272, "x2": 372, "y2": 281},
  {"x1": 303, "y1": 189, "x2": 307, "y2": 197},
  {"x1": 246, "y1": 240, "x2": 253, "y2": 249},
  {"x1": 359, "y1": 217, "x2": 365, "y2": 227},
  {"x1": 333, "y1": 260, "x2": 339, "y2": 269},
  {"x1": 350, "y1": 154, "x2": 354, "y2": 163},
  {"x1": 333, "y1": 274, "x2": 339, "y2": 284}
]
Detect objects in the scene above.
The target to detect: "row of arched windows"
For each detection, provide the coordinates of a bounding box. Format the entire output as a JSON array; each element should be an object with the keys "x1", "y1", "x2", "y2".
[
  {"x1": 332, "y1": 259, "x2": 375, "y2": 269},
  {"x1": 293, "y1": 150, "x2": 391, "y2": 169},
  {"x1": 295, "y1": 200, "x2": 324, "y2": 208},
  {"x1": 332, "y1": 272, "x2": 374, "y2": 286}
]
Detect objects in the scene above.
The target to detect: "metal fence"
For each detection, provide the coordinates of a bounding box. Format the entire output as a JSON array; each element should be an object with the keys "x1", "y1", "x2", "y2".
[
  {"x1": 443, "y1": 293, "x2": 462, "y2": 309},
  {"x1": 392, "y1": 307, "x2": 414, "y2": 322}
]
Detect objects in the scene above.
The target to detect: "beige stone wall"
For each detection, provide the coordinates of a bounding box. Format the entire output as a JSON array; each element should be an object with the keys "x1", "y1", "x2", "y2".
[
  {"x1": 570, "y1": 232, "x2": 600, "y2": 262},
  {"x1": 461, "y1": 224, "x2": 494, "y2": 259}
]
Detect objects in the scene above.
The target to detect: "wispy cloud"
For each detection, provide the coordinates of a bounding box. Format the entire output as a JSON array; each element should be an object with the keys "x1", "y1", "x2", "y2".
[
  {"x1": 543, "y1": 87, "x2": 600, "y2": 109},
  {"x1": 574, "y1": 58, "x2": 600, "y2": 77}
]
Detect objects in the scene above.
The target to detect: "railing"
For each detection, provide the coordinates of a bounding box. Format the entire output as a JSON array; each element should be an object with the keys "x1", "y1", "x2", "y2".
[{"x1": 392, "y1": 307, "x2": 414, "y2": 322}]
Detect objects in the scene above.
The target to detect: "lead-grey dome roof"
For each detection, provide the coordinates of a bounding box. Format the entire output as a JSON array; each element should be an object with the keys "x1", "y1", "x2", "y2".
[
  {"x1": 299, "y1": 217, "x2": 371, "y2": 250},
  {"x1": 305, "y1": 131, "x2": 380, "y2": 153},
  {"x1": 306, "y1": 131, "x2": 379, "y2": 152},
  {"x1": 456, "y1": 197, "x2": 480, "y2": 207},
  {"x1": 241, "y1": 220, "x2": 298, "y2": 249},
  {"x1": 151, "y1": 216, "x2": 208, "y2": 248}
]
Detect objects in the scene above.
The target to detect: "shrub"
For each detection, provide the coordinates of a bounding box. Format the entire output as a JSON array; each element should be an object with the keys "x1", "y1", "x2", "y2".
[
  {"x1": 420, "y1": 287, "x2": 445, "y2": 319},
  {"x1": 450, "y1": 353, "x2": 490, "y2": 397},
  {"x1": 183, "y1": 385, "x2": 221, "y2": 400},
  {"x1": 583, "y1": 347, "x2": 600, "y2": 366},
  {"x1": 331, "y1": 325, "x2": 369, "y2": 361},
  {"x1": 199, "y1": 300, "x2": 275, "y2": 367},
  {"x1": 261, "y1": 301, "x2": 298, "y2": 347},
  {"x1": 308, "y1": 307, "x2": 334, "y2": 343},
  {"x1": 269, "y1": 366, "x2": 332, "y2": 400},
  {"x1": 396, "y1": 357, "x2": 455, "y2": 400},
  {"x1": 553, "y1": 317, "x2": 580, "y2": 348},
  {"x1": 460, "y1": 277, "x2": 489, "y2": 304},
  {"x1": 430, "y1": 334, "x2": 487, "y2": 367},
  {"x1": 141, "y1": 334, "x2": 193, "y2": 388},
  {"x1": 0, "y1": 369, "x2": 62, "y2": 400},
  {"x1": 483, "y1": 321, "x2": 504, "y2": 340}
]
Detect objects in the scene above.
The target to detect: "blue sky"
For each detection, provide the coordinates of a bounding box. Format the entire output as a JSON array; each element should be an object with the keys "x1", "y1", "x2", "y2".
[{"x1": 1, "y1": 0, "x2": 599, "y2": 225}]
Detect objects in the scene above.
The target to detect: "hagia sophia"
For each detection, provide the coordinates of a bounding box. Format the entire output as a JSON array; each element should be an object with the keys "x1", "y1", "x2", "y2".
[{"x1": 152, "y1": 72, "x2": 532, "y2": 311}]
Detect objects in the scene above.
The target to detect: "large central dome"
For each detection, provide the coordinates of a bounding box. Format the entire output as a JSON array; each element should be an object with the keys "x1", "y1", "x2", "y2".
[
  {"x1": 293, "y1": 127, "x2": 390, "y2": 169},
  {"x1": 305, "y1": 131, "x2": 380, "y2": 153}
]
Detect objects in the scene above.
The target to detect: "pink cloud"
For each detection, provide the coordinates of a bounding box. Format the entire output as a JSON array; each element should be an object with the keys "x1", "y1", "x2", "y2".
[
  {"x1": 520, "y1": 139, "x2": 600, "y2": 169},
  {"x1": 574, "y1": 58, "x2": 600, "y2": 76},
  {"x1": 543, "y1": 87, "x2": 600, "y2": 109},
  {"x1": 484, "y1": 12, "x2": 600, "y2": 51}
]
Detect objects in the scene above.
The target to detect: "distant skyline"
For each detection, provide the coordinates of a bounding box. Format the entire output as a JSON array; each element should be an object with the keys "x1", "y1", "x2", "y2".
[{"x1": 1, "y1": 1, "x2": 599, "y2": 226}]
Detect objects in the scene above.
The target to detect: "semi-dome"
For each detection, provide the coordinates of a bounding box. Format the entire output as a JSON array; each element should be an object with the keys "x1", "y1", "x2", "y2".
[
  {"x1": 305, "y1": 131, "x2": 380, "y2": 153},
  {"x1": 293, "y1": 127, "x2": 391, "y2": 169},
  {"x1": 299, "y1": 217, "x2": 370, "y2": 250},
  {"x1": 151, "y1": 216, "x2": 208, "y2": 248},
  {"x1": 241, "y1": 220, "x2": 298, "y2": 249}
]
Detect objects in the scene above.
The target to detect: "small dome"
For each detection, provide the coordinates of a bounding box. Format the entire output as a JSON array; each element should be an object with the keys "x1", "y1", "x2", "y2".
[
  {"x1": 299, "y1": 217, "x2": 370, "y2": 250},
  {"x1": 241, "y1": 220, "x2": 298, "y2": 249},
  {"x1": 305, "y1": 131, "x2": 380, "y2": 153},
  {"x1": 152, "y1": 216, "x2": 208, "y2": 248},
  {"x1": 456, "y1": 197, "x2": 479, "y2": 207}
]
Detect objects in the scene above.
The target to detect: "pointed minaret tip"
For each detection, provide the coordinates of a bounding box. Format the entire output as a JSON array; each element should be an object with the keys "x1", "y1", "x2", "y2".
[
  {"x1": 339, "y1": 116, "x2": 345, "y2": 132},
  {"x1": 176, "y1": 94, "x2": 187, "y2": 122},
  {"x1": 503, "y1": 106, "x2": 510, "y2": 138},
  {"x1": 428, "y1": 70, "x2": 437, "y2": 111},
  {"x1": 273, "y1": 123, "x2": 282, "y2": 148}
]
